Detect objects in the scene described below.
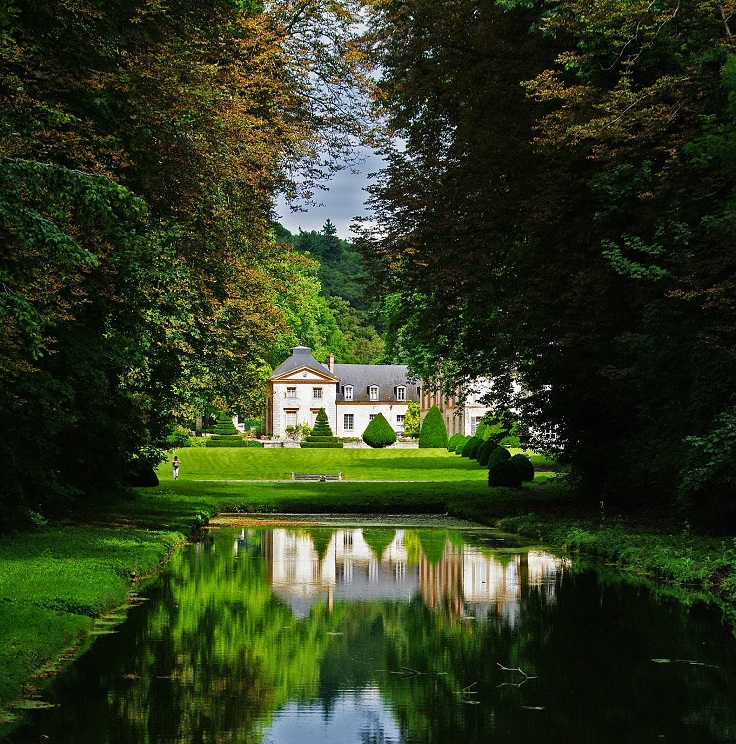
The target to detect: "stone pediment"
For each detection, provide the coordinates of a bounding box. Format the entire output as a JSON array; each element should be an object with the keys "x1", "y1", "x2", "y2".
[{"x1": 271, "y1": 365, "x2": 339, "y2": 383}]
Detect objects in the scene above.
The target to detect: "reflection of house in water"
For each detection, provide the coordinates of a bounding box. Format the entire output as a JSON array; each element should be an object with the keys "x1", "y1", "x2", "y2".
[
  {"x1": 261, "y1": 528, "x2": 418, "y2": 618},
  {"x1": 258, "y1": 528, "x2": 568, "y2": 624},
  {"x1": 420, "y1": 543, "x2": 569, "y2": 627}
]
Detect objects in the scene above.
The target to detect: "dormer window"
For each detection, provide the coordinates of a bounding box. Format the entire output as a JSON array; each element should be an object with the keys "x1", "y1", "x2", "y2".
[
  {"x1": 369, "y1": 385, "x2": 379, "y2": 401},
  {"x1": 344, "y1": 385, "x2": 353, "y2": 401},
  {"x1": 395, "y1": 385, "x2": 406, "y2": 401}
]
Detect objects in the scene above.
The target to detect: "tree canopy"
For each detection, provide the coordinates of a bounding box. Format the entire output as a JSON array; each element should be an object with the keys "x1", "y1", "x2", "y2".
[
  {"x1": 360, "y1": 0, "x2": 736, "y2": 524},
  {"x1": 0, "y1": 0, "x2": 374, "y2": 527}
]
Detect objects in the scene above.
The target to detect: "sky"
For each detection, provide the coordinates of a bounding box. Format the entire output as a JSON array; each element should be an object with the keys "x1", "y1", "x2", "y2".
[{"x1": 274, "y1": 148, "x2": 384, "y2": 240}]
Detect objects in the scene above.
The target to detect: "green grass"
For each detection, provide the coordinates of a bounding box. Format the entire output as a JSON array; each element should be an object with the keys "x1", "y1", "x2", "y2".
[
  {"x1": 5, "y1": 446, "x2": 736, "y2": 726},
  {"x1": 162, "y1": 446, "x2": 491, "y2": 482},
  {"x1": 0, "y1": 526, "x2": 182, "y2": 712}
]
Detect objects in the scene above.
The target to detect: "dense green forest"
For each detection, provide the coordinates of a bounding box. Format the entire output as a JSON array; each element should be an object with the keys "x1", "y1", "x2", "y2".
[
  {"x1": 359, "y1": 0, "x2": 736, "y2": 527},
  {"x1": 270, "y1": 219, "x2": 384, "y2": 366},
  {"x1": 3, "y1": 0, "x2": 736, "y2": 530},
  {"x1": 0, "y1": 0, "x2": 375, "y2": 528}
]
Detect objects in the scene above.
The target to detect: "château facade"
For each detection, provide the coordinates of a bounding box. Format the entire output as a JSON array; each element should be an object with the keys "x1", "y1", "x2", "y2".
[
  {"x1": 263, "y1": 346, "x2": 496, "y2": 440},
  {"x1": 263, "y1": 346, "x2": 421, "y2": 439}
]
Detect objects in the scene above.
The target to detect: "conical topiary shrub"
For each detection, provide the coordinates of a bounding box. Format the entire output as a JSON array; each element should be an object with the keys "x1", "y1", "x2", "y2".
[
  {"x1": 418, "y1": 405, "x2": 449, "y2": 448},
  {"x1": 363, "y1": 413, "x2": 397, "y2": 448},
  {"x1": 213, "y1": 410, "x2": 239, "y2": 435},
  {"x1": 207, "y1": 410, "x2": 247, "y2": 447},
  {"x1": 301, "y1": 408, "x2": 343, "y2": 448}
]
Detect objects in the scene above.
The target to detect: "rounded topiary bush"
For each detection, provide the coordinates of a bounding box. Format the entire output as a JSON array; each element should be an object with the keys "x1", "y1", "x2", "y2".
[
  {"x1": 476, "y1": 439, "x2": 495, "y2": 466},
  {"x1": 455, "y1": 435, "x2": 472, "y2": 456},
  {"x1": 363, "y1": 413, "x2": 397, "y2": 448},
  {"x1": 447, "y1": 433, "x2": 464, "y2": 452},
  {"x1": 463, "y1": 436, "x2": 483, "y2": 459},
  {"x1": 301, "y1": 408, "x2": 344, "y2": 448},
  {"x1": 418, "y1": 405, "x2": 449, "y2": 448},
  {"x1": 486, "y1": 445, "x2": 511, "y2": 469},
  {"x1": 125, "y1": 459, "x2": 159, "y2": 487},
  {"x1": 488, "y1": 459, "x2": 523, "y2": 488},
  {"x1": 510, "y1": 453, "x2": 535, "y2": 482}
]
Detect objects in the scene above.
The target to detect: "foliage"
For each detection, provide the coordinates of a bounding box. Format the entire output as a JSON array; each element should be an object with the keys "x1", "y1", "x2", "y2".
[
  {"x1": 481, "y1": 410, "x2": 521, "y2": 447},
  {"x1": 487, "y1": 446, "x2": 512, "y2": 470},
  {"x1": 447, "y1": 433, "x2": 464, "y2": 452},
  {"x1": 285, "y1": 422, "x2": 312, "y2": 442},
  {"x1": 509, "y1": 453, "x2": 535, "y2": 483},
  {"x1": 360, "y1": 0, "x2": 736, "y2": 520},
  {"x1": 0, "y1": 0, "x2": 376, "y2": 529},
  {"x1": 362, "y1": 413, "x2": 398, "y2": 448},
  {"x1": 300, "y1": 408, "x2": 344, "y2": 448},
  {"x1": 404, "y1": 401, "x2": 421, "y2": 438},
  {"x1": 418, "y1": 404, "x2": 449, "y2": 448},
  {"x1": 488, "y1": 460, "x2": 523, "y2": 488}
]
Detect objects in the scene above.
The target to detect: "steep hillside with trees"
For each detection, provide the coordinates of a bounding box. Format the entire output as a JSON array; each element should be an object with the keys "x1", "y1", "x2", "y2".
[{"x1": 274, "y1": 219, "x2": 384, "y2": 364}]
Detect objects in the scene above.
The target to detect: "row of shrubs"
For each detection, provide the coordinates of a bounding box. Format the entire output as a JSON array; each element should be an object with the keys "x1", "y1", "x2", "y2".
[{"x1": 448, "y1": 427, "x2": 534, "y2": 488}]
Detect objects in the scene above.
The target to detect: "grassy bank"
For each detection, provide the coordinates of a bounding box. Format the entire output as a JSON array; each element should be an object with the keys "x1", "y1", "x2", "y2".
[{"x1": 2, "y1": 446, "x2": 735, "y2": 723}]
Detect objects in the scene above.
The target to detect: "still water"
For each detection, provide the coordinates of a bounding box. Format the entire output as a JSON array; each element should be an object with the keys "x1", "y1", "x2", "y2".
[{"x1": 7, "y1": 522, "x2": 736, "y2": 743}]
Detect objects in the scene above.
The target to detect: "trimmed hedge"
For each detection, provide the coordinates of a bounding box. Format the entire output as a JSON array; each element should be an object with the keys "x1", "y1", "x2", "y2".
[
  {"x1": 206, "y1": 437, "x2": 247, "y2": 447},
  {"x1": 486, "y1": 445, "x2": 511, "y2": 468},
  {"x1": 419, "y1": 405, "x2": 449, "y2": 448},
  {"x1": 510, "y1": 453, "x2": 535, "y2": 482},
  {"x1": 300, "y1": 441, "x2": 344, "y2": 448},
  {"x1": 488, "y1": 459, "x2": 523, "y2": 488},
  {"x1": 363, "y1": 413, "x2": 397, "y2": 448},
  {"x1": 447, "y1": 433, "x2": 464, "y2": 452}
]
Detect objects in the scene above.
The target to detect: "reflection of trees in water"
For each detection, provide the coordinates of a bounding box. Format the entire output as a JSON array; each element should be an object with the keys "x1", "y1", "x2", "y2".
[{"x1": 60, "y1": 527, "x2": 736, "y2": 744}]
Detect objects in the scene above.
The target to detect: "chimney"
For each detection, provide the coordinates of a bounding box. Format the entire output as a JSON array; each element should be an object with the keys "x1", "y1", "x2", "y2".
[{"x1": 327, "y1": 352, "x2": 334, "y2": 373}]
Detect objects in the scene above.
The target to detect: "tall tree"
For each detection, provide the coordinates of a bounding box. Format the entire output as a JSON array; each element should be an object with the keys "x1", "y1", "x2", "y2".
[
  {"x1": 361, "y1": 0, "x2": 736, "y2": 523},
  {"x1": 0, "y1": 0, "x2": 375, "y2": 526}
]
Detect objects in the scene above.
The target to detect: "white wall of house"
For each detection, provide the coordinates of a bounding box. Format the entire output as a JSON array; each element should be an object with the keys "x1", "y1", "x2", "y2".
[
  {"x1": 334, "y1": 403, "x2": 409, "y2": 438},
  {"x1": 270, "y1": 369, "x2": 339, "y2": 439}
]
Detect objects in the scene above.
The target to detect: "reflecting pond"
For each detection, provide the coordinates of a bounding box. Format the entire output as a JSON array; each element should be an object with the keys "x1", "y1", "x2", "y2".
[{"x1": 6, "y1": 523, "x2": 736, "y2": 743}]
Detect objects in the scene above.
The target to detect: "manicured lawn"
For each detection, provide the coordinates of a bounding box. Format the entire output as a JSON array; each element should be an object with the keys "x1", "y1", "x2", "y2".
[{"x1": 160, "y1": 446, "x2": 491, "y2": 482}]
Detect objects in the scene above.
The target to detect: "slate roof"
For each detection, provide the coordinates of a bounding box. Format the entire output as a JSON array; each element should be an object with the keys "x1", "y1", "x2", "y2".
[
  {"x1": 334, "y1": 364, "x2": 420, "y2": 403},
  {"x1": 270, "y1": 346, "x2": 334, "y2": 379},
  {"x1": 269, "y1": 347, "x2": 420, "y2": 403}
]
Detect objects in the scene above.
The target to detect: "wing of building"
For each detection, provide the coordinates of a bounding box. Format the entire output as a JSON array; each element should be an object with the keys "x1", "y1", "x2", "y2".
[{"x1": 263, "y1": 346, "x2": 495, "y2": 440}]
